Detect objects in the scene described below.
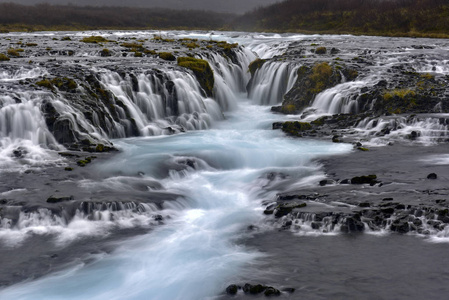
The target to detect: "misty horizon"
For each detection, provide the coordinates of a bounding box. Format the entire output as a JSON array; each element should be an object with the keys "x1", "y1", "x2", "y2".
[{"x1": 0, "y1": 0, "x2": 281, "y2": 14}]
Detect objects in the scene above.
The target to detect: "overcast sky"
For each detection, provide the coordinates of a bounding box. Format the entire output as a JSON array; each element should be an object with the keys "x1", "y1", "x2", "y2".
[{"x1": 0, "y1": 0, "x2": 281, "y2": 14}]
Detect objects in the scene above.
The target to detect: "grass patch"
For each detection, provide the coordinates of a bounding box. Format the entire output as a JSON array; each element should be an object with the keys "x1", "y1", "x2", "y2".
[
  {"x1": 81, "y1": 36, "x2": 110, "y2": 43},
  {"x1": 0, "y1": 53, "x2": 10, "y2": 61},
  {"x1": 158, "y1": 52, "x2": 176, "y2": 61},
  {"x1": 248, "y1": 58, "x2": 266, "y2": 76},
  {"x1": 177, "y1": 56, "x2": 214, "y2": 97}
]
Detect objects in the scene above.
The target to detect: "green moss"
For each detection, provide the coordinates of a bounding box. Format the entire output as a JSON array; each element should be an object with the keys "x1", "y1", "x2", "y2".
[
  {"x1": 310, "y1": 62, "x2": 333, "y2": 93},
  {"x1": 182, "y1": 42, "x2": 200, "y2": 49},
  {"x1": 0, "y1": 53, "x2": 10, "y2": 61},
  {"x1": 134, "y1": 51, "x2": 143, "y2": 57},
  {"x1": 100, "y1": 48, "x2": 111, "y2": 57},
  {"x1": 357, "y1": 147, "x2": 369, "y2": 151},
  {"x1": 311, "y1": 116, "x2": 327, "y2": 126},
  {"x1": 36, "y1": 77, "x2": 77, "y2": 91},
  {"x1": 36, "y1": 79, "x2": 53, "y2": 89},
  {"x1": 383, "y1": 89, "x2": 416, "y2": 100},
  {"x1": 420, "y1": 73, "x2": 434, "y2": 80},
  {"x1": 152, "y1": 36, "x2": 175, "y2": 42},
  {"x1": 177, "y1": 57, "x2": 214, "y2": 97},
  {"x1": 144, "y1": 49, "x2": 157, "y2": 55},
  {"x1": 315, "y1": 46, "x2": 327, "y2": 54},
  {"x1": 282, "y1": 121, "x2": 312, "y2": 136},
  {"x1": 95, "y1": 144, "x2": 104, "y2": 152},
  {"x1": 76, "y1": 160, "x2": 88, "y2": 167},
  {"x1": 158, "y1": 52, "x2": 176, "y2": 61},
  {"x1": 61, "y1": 36, "x2": 72, "y2": 41},
  {"x1": 81, "y1": 36, "x2": 110, "y2": 43},
  {"x1": 248, "y1": 58, "x2": 266, "y2": 76},
  {"x1": 7, "y1": 48, "x2": 22, "y2": 57},
  {"x1": 26, "y1": 43, "x2": 37, "y2": 47},
  {"x1": 280, "y1": 104, "x2": 297, "y2": 114},
  {"x1": 121, "y1": 42, "x2": 143, "y2": 49},
  {"x1": 215, "y1": 41, "x2": 238, "y2": 50},
  {"x1": 64, "y1": 167, "x2": 74, "y2": 171}
]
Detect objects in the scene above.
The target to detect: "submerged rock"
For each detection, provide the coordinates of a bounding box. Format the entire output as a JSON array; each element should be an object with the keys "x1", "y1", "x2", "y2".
[
  {"x1": 427, "y1": 173, "x2": 438, "y2": 179},
  {"x1": 46, "y1": 195, "x2": 74, "y2": 203}
]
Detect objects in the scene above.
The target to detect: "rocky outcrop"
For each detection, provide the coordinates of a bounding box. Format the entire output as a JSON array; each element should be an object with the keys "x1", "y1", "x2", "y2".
[{"x1": 272, "y1": 62, "x2": 358, "y2": 114}]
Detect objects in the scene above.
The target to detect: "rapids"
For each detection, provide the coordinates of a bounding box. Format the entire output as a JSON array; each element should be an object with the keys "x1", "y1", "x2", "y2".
[{"x1": 0, "y1": 30, "x2": 449, "y2": 299}]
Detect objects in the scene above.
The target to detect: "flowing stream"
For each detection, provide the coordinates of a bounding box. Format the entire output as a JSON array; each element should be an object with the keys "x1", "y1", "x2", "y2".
[
  {"x1": 0, "y1": 98, "x2": 351, "y2": 299},
  {"x1": 1, "y1": 30, "x2": 449, "y2": 299}
]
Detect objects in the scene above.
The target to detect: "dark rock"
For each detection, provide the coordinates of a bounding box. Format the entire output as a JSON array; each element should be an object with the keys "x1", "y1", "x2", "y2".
[
  {"x1": 340, "y1": 179, "x2": 350, "y2": 184},
  {"x1": 358, "y1": 202, "x2": 371, "y2": 208},
  {"x1": 249, "y1": 284, "x2": 266, "y2": 294},
  {"x1": 427, "y1": 173, "x2": 437, "y2": 179},
  {"x1": 351, "y1": 175, "x2": 377, "y2": 184},
  {"x1": 46, "y1": 195, "x2": 74, "y2": 203},
  {"x1": 390, "y1": 219, "x2": 409, "y2": 234},
  {"x1": 274, "y1": 202, "x2": 307, "y2": 218},
  {"x1": 272, "y1": 122, "x2": 283, "y2": 129},
  {"x1": 153, "y1": 214, "x2": 163, "y2": 221},
  {"x1": 409, "y1": 131, "x2": 418, "y2": 140},
  {"x1": 264, "y1": 287, "x2": 281, "y2": 296},
  {"x1": 332, "y1": 135, "x2": 340, "y2": 143},
  {"x1": 311, "y1": 221, "x2": 322, "y2": 229},
  {"x1": 226, "y1": 284, "x2": 239, "y2": 295},
  {"x1": 12, "y1": 147, "x2": 27, "y2": 158},
  {"x1": 340, "y1": 216, "x2": 365, "y2": 233}
]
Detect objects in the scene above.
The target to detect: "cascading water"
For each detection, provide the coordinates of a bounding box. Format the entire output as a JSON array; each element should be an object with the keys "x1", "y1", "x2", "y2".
[
  {"x1": 247, "y1": 62, "x2": 299, "y2": 106},
  {"x1": 1, "y1": 30, "x2": 449, "y2": 300}
]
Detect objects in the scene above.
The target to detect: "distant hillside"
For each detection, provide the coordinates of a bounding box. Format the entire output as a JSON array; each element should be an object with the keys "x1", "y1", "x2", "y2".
[
  {"x1": 0, "y1": 0, "x2": 280, "y2": 14},
  {"x1": 0, "y1": 3, "x2": 235, "y2": 31},
  {"x1": 232, "y1": 0, "x2": 449, "y2": 38}
]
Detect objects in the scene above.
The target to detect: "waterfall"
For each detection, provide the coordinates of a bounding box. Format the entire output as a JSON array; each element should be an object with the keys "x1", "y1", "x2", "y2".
[
  {"x1": 247, "y1": 62, "x2": 299, "y2": 106},
  {"x1": 311, "y1": 80, "x2": 372, "y2": 115},
  {"x1": 200, "y1": 47, "x2": 256, "y2": 110}
]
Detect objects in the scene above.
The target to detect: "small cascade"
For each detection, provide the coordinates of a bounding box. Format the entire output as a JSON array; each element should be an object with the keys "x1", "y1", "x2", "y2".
[
  {"x1": 356, "y1": 115, "x2": 449, "y2": 145},
  {"x1": 0, "y1": 92, "x2": 65, "y2": 170},
  {"x1": 99, "y1": 69, "x2": 221, "y2": 135},
  {"x1": 0, "y1": 200, "x2": 162, "y2": 247},
  {"x1": 272, "y1": 202, "x2": 449, "y2": 238},
  {"x1": 247, "y1": 62, "x2": 299, "y2": 106},
  {"x1": 201, "y1": 47, "x2": 256, "y2": 110},
  {"x1": 0, "y1": 67, "x2": 48, "y2": 82},
  {"x1": 311, "y1": 79, "x2": 373, "y2": 115}
]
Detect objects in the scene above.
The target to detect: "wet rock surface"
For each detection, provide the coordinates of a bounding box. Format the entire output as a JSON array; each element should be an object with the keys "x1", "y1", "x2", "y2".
[{"x1": 261, "y1": 143, "x2": 449, "y2": 236}]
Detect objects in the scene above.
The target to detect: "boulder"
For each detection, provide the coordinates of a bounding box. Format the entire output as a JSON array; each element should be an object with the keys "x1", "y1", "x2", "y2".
[{"x1": 226, "y1": 284, "x2": 239, "y2": 295}]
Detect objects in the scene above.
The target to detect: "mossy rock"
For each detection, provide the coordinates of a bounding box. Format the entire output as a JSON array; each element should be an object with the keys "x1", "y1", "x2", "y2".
[
  {"x1": 311, "y1": 116, "x2": 328, "y2": 126},
  {"x1": 36, "y1": 77, "x2": 78, "y2": 91},
  {"x1": 7, "y1": 48, "x2": 23, "y2": 57},
  {"x1": 278, "y1": 62, "x2": 349, "y2": 113},
  {"x1": 0, "y1": 53, "x2": 9, "y2": 61},
  {"x1": 274, "y1": 202, "x2": 307, "y2": 217},
  {"x1": 248, "y1": 58, "x2": 266, "y2": 76},
  {"x1": 36, "y1": 79, "x2": 53, "y2": 89},
  {"x1": 61, "y1": 36, "x2": 72, "y2": 41},
  {"x1": 315, "y1": 46, "x2": 327, "y2": 54},
  {"x1": 100, "y1": 48, "x2": 111, "y2": 57},
  {"x1": 177, "y1": 57, "x2": 214, "y2": 97},
  {"x1": 158, "y1": 52, "x2": 176, "y2": 61},
  {"x1": 357, "y1": 147, "x2": 369, "y2": 151},
  {"x1": 281, "y1": 121, "x2": 312, "y2": 136},
  {"x1": 81, "y1": 36, "x2": 110, "y2": 43}
]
